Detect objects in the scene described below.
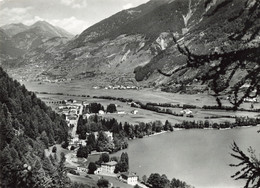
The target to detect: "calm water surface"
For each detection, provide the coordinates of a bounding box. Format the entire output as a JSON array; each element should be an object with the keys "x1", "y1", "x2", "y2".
[{"x1": 112, "y1": 127, "x2": 260, "y2": 188}]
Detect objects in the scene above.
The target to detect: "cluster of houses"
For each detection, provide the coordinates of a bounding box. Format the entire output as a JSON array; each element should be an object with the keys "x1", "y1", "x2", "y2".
[
  {"x1": 37, "y1": 77, "x2": 71, "y2": 83},
  {"x1": 57, "y1": 99, "x2": 83, "y2": 128},
  {"x1": 68, "y1": 131, "x2": 114, "y2": 149},
  {"x1": 93, "y1": 85, "x2": 139, "y2": 90},
  {"x1": 56, "y1": 99, "x2": 141, "y2": 186},
  {"x1": 77, "y1": 160, "x2": 138, "y2": 186},
  {"x1": 243, "y1": 97, "x2": 258, "y2": 103}
]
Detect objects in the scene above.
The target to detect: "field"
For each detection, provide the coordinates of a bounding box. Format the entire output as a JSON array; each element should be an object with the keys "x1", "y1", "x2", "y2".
[
  {"x1": 23, "y1": 81, "x2": 260, "y2": 126},
  {"x1": 68, "y1": 173, "x2": 99, "y2": 187}
]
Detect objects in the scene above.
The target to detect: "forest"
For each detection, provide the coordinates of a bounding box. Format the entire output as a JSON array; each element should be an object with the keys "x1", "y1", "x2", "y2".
[{"x1": 0, "y1": 67, "x2": 72, "y2": 187}]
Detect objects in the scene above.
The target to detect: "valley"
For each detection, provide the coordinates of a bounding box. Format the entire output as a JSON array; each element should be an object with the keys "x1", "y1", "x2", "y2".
[
  {"x1": 24, "y1": 80, "x2": 260, "y2": 188},
  {"x1": 0, "y1": 0, "x2": 259, "y2": 187}
]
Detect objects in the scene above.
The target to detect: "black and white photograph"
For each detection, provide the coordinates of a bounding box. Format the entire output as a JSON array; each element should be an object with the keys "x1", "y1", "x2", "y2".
[{"x1": 0, "y1": 0, "x2": 259, "y2": 187}]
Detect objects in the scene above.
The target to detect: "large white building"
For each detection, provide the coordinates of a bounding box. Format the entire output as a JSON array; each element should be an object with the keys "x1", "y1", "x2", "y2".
[
  {"x1": 119, "y1": 172, "x2": 138, "y2": 186},
  {"x1": 101, "y1": 161, "x2": 117, "y2": 174}
]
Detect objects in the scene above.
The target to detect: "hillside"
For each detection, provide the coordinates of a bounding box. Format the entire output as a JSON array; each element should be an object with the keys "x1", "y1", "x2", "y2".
[
  {"x1": 1, "y1": 23, "x2": 29, "y2": 37},
  {"x1": 0, "y1": 29, "x2": 24, "y2": 58},
  {"x1": 12, "y1": 21, "x2": 73, "y2": 51},
  {"x1": 0, "y1": 67, "x2": 70, "y2": 187},
  {"x1": 0, "y1": 21, "x2": 73, "y2": 67},
  {"x1": 4, "y1": 0, "x2": 260, "y2": 89}
]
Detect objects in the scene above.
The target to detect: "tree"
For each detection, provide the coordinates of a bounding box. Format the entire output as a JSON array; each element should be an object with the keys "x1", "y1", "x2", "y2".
[
  {"x1": 120, "y1": 152, "x2": 129, "y2": 166},
  {"x1": 87, "y1": 133, "x2": 96, "y2": 151},
  {"x1": 0, "y1": 68, "x2": 70, "y2": 187},
  {"x1": 99, "y1": 153, "x2": 110, "y2": 163},
  {"x1": 54, "y1": 152, "x2": 70, "y2": 188},
  {"x1": 70, "y1": 146, "x2": 75, "y2": 151},
  {"x1": 106, "y1": 104, "x2": 117, "y2": 113},
  {"x1": 97, "y1": 178, "x2": 109, "y2": 188},
  {"x1": 142, "y1": 175, "x2": 147, "y2": 184},
  {"x1": 61, "y1": 140, "x2": 69, "y2": 149},
  {"x1": 147, "y1": 173, "x2": 164, "y2": 188},
  {"x1": 52, "y1": 146, "x2": 57, "y2": 153},
  {"x1": 158, "y1": 0, "x2": 260, "y2": 110},
  {"x1": 164, "y1": 120, "x2": 173, "y2": 131},
  {"x1": 88, "y1": 162, "x2": 97, "y2": 174},
  {"x1": 96, "y1": 132, "x2": 110, "y2": 152},
  {"x1": 230, "y1": 142, "x2": 260, "y2": 188},
  {"x1": 114, "y1": 152, "x2": 129, "y2": 173},
  {"x1": 76, "y1": 146, "x2": 88, "y2": 158}
]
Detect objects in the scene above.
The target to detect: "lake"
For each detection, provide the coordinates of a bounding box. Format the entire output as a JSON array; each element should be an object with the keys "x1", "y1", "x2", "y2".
[
  {"x1": 112, "y1": 126, "x2": 260, "y2": 188},
  {"x1": 22, "y1": 81, "x2": 260, "y2": 187}
]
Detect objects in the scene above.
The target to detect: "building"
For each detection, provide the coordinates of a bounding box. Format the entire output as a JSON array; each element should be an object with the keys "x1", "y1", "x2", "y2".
[
  {"x1": 119, "y1": 172, "x2": 138, "y2": 185},
  {"x1": 244, "y1": 97, "x2": 258, "y2": 103},
  {"x1": 99, "y1": 110, "x2": 105, "y2": 115},
  {"x1": 101, "y1": 161, "x2": 117, "y2": 174},
  {"x1": 93, "y1": 131, "x2": 113, "y2": 142},
  {"x1": 131, "y1": 110, "x2": 138, "y2": 114},
  {"x1": 77, "y1": 164, "x2": 88, "y2": 173},
  {"x1": 94, "y1": 167, "x2": 101, "y2": 174},
  {"x1": 180, "y1": 109, "x2": 192, "y2": 115}
]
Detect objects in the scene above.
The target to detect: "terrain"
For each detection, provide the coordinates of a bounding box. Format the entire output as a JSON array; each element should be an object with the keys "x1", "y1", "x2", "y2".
[
  {"x1": 0, "y1": 67, "x2": 69, "y2": 187},
  {"x1": 0, "y1": 21, "x2": 73, "y2": 72},
  {"x1": 2, "y1": 0, "x2": 259, "y2": 90}
]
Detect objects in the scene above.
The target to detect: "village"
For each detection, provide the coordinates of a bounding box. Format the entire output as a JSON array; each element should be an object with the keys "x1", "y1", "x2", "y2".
[
  {"x1": 93, "y1": 85, "x2": 140, "y2": 90},
  {"x1": 55, "y1": 98, "x2": 144, "y2": 188}
]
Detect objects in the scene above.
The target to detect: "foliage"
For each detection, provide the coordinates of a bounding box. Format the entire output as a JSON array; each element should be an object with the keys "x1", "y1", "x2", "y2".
[
  {"x1": 99, "y1": 153, "x2": 110, "y2": 163},
  {"x1": 52, "y1": 146, "x2": 57, "y2": 153},
  {"x1": 174, "y1": 117, "x2": 260, "y2": 129},
  {"x1": 97, "y1": 178, "x2": 109, "y2": 188},
  {"x1": 106, "y1": 103, "x2": 117, "y2": 113},
  {"x1": 0, "y1": 67, "x2": 70, "y2": 187},
  {"x1": 76, "y1": 146, "x2": 89, "y2": 158},
  {"x1": 88, "y1": 103, "x2": 105, "y2": 114},
  {"x1": 147, "y1": 173, "x2": 169, "y2": 188},
  {"x1": 88, "y1": 162, "x2": 97, "y2": 174},
  {"x1": 87, "y1": 133, "x2": 96, "y2": 151},
  {"x1": 147, "y1": 173, "x2": 191, "y2": 188},
  {"x1": 61, "y1": 140, "x2": 69, "y2": 149},
  {"x1": 114, "y1": 152, "x2": 129, "y2": 173},
  {"x1": 230, "y1": 142, "x2": 260, "y2": 188},
  {"x1": 142, "y1": 175, "x2": 147, "y2": 184}
]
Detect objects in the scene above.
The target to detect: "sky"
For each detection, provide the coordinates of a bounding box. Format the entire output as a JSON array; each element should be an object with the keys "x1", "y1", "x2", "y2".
[{"x1": 0, "y1": 0, "x2": 149, "y2": 35}]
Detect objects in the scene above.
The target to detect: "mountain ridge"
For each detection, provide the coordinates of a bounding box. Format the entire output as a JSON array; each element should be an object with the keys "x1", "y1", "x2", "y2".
[{"x1": 2, "y1": 0, "x2": 260, "y2": 90}]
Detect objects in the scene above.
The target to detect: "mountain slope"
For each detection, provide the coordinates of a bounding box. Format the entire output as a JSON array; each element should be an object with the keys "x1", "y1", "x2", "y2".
[
  {"x1": 12, "y1": 21, "x2": 73, "y2": 50},
  {"x1": 0, "y1": 29, "x2": 24, "y2": 61},
  {"x1": 0, "y1": 67, "x2": 69, "y2": 187},
  {"x1": 1, "y1": 23, "x2": 29, "y2": 37},
  {"x1": 5, "y1": 0, "x2": 260, "y2": 88}
]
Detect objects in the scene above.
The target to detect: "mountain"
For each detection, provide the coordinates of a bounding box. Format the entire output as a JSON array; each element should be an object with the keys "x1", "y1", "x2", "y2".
[
  {"x1": 12, "y1": 21, "x2": 73, "y2": 50},
  {"x1": 4, "y1": 0, "x2": 260, "y2": 88},
  {"x1": 1, "y1": 23, "x2": 29, "y2": 37},
  {"x1": 0, "y1": 67, "x2": 69, "y2": 187},
  {"x1": 0, "y1": 29, "x2": 25, "y2": 63},
  {"x1": 0, "y1": 21, "x2": 73, "y2": 71}
]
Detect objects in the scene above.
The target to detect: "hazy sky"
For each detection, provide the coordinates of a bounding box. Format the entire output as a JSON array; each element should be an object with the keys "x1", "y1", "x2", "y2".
[{"x1": 0, "y1": 0, "x2": 149, "y2": 35}]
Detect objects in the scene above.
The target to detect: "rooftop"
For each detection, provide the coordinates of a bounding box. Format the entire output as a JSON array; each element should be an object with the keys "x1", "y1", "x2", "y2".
[
  {"x1": 101, "y1": 161, "x2": 117, "y2": 166},
  {"x1": 121, "y1": 172, "x2": 138, "y2": 178}
]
